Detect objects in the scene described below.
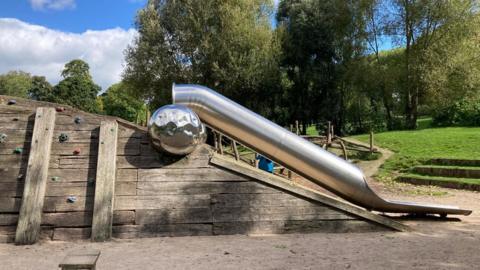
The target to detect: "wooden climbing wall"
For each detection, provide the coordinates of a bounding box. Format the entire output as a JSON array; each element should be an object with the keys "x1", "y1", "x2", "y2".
[{"x1": 0, "y1": 96, "x2": 393, "y2": 244}]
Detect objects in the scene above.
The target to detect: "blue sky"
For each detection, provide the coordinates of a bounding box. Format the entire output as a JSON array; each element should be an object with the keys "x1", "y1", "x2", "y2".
[
  {"x1": 0, "y1": 0, "x2": 146, "y2": 33},
  {"x1": 0, "y1": 0, "x2": 145, "y2": 90}
]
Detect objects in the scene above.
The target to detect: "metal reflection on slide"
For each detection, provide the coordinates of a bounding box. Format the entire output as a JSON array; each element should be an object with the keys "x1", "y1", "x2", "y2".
[
  {"x1": 148, "y1": 104, "x2": 207, "y2": 155},
  {"x1": 172, "y1": 83, "x2": 471, "y2": 216}
]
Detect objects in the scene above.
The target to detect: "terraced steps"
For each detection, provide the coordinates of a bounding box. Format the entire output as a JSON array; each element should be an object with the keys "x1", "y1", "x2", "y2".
[
  {"x1": 398, "y1": 174, "x2": 480, "y2": 191},
  {"x1": 413, "y1": 165, "x2": 480, "y2": 179},
  {"x1": 396, "y1": 158, "x2": 480, "y2": 191},
  {"x1": 427, "y1": 158, "x2": 480, "y2": 167}
]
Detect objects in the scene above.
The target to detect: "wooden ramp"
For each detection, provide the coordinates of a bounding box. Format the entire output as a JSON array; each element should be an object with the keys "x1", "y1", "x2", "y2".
[
  {"x1": 210, "y1": 154, "x2": 409, "y2": 232},
  {"x1": 0, "y1": 95, "x2": 407, "y2": 244}
]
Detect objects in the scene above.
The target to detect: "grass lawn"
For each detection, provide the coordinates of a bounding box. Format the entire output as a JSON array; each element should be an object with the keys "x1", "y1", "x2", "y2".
[{"x1": 350, "y1": 126, "x2": 480, "y2": 183}]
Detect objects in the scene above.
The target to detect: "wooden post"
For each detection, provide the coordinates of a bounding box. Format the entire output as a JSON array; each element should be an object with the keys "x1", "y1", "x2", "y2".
[
  {"x1": 327, "y1": 121, "x2": 332, "y2": 144},
  {"x1": 91, "y1": 121, "x2": 118, "y2": 242},
  {"x1": 15, "y1": 107, "x2": 56, "y2": 245},
  {"x1": 213, "y1": 131, "x2": 218, "y2": 151},
  {"x1": 145, "y1": 110, "x2": 151, "y2": 126},
  {"x1": 288, "y1": 170, "x2": 292, "y2": 180},
  {"x1": 232, "y1": 140, "x2": 240, "y2": 161},
  {"x1": 295, "y1": 120, "x2": 299, "y2": 135},
  {"x1": 289, "y1": 124, "x2": 293, "y2": 132},
  {"x1": 331, "y1": 125, "x2": 334, "y2": 139},
  {"x1": 369, "y1": 131, "x2": 374, "y2": 153},
  {"x1": 218, "y1": 134, "x2": 224, "y2": 155}
]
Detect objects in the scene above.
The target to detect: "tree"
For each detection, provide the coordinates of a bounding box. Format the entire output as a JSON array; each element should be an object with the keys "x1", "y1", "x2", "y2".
[
  {"x1": 386, "y1": 0, "x2": 479, "y2": 129},
  {"x1": 0, "y1": 71, "x2": 32, "y2": 98},
  {"x1": 101, "y1": 82, "x2": 147, "y2": 123},
  {"x1": 52, "y1": 60, "x2": 101, "y2": 113},
  {"x1": 29, "y1": 76, "x2": 54, "y2": 101},
  {"x1": 61, "y1": 59, "x2": 92, "y2": 80},
  {"x1": 123, "y1": 0, "x2": 282, "y2": 118},
  {"x1": 277, "y1": 0, "x2": 372, "y2": 133}
]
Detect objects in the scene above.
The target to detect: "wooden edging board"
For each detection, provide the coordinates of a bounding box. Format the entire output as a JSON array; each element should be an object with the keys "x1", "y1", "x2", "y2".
[
  {"x1": 15, "y1": 107, "x2": 57, "y2": 244},
  {"x1": 91, "y1": 121, "x2": 118, "y2": 241},
  {"x1": 210, "y1": 154, "x2": 410, "y2": 232}
]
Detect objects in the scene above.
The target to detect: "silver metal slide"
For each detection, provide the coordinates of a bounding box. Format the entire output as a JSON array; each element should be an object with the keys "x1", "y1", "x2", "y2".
[{"x1": 173, "y1": 84, "x2": 472, "y2": 216}]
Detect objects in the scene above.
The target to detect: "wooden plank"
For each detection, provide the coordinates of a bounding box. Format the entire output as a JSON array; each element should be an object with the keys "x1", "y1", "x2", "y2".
[
  {"x1": 53, "y1": 228, "x2": 91, "y2": 241},
  {"x1": 135, "y1": 208, "x2": 212, "y2": 225},
  {"x1": 212, "y1": 206, "x2": 353, "y2": 222},
  {"x1": 0, "y1": 155, "x2": 29, "y2": 168},
  {"x1": 116, "y1": 155, "x2": 211, "y2": 169},
  {"x1": 213, "y1": 220, "x2": 380, "y2": 235},
  {"x1": 41, "y1": 211, "x2": 134, "y2": 227},
  {"x1": 0, "y1": 129, "x2": 33, "y2": 142},
  {"x1": 114, "y1": 195, "x2": 211, "y2": 210},
  {"x1": 137, "y1": 168, "x2": 246, "y2": 182},
  {"x1": 0, "y1": 182, "x2": 24, "y2": 197},
  {"x1": 15, "y1": 107, "x2": 56, "y2": 245},
  {"x1": 112, "y1": 224, "x2": 212, "y2": 238},
  {"x1": 0, "y1": 197, "x2": 22, "y2": 212},
  {"x1": 52, "y1": 130, "x2": 99, "y2": 143},
  {"x1": 44, "y1": 196, "x2": 94, "y2": 212},
  {"x1": 91, "y1": 121, "x2": 118, "y2": 242},
  {"x1": 0, "y1": 143, "x2": 30, "y2": 155},
  {"x1": 47, "y1": 168, "x2": 96, "y2": 183},
  {"x1": 45, "y1": 182, "x2": 134, "y2": 196},
  {"x1": 49, "y1": 155, "x2": 97, "y2": 169},
  {"x1": 136, "y1": 181, "x2": 281, "y2": 195},
  {"x1": 210, "y1": 154, "x2": 410, "y2": 232},
  {"x1": 0, "y1": 166, "x2": 27, "y2": 182},
  {"x1": 117, "y1": 169, "x2": 137, "y2": 182},
  {"x1": 0, "y1": 214, "x2": 18, "y2": 225}
]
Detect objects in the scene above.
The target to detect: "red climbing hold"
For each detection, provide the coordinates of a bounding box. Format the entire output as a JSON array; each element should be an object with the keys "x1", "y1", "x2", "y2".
[
  {"x1": 73, "y1": 148, "x2": 81, "y2": 155},
  {"x1": 56, "y1": 107, "x2": 66, "y2": 112}
]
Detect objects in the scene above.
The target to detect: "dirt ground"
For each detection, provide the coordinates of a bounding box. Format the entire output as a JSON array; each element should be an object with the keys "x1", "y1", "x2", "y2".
[{"x1": 1, "y1": 147, "x2": 479, "y2": 270}]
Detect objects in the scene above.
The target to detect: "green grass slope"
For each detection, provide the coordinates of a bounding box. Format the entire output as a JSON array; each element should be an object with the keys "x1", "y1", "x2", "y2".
[{"x1": 351, "y1": 126, "x2": 480, "y2": 184}]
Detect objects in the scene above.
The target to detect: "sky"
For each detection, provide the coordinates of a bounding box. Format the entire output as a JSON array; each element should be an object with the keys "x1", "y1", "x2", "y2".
[{"x1": 0, "y1": 0, "x2": 146, "y2": 90}]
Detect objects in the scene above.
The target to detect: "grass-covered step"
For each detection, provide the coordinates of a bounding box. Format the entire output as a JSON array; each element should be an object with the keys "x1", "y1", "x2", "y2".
[
  {"x1": 413, "y1": 165, "x2": 480, "y2": 179},
  {"x1": 427, "y1": 158, "x2": 480, "y2": 167},
  {"x1": 398, "y1": 174, "x2": 480, "y2": 191}
]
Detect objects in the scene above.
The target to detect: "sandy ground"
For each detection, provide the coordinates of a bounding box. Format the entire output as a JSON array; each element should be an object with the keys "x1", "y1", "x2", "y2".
[{"x1": 1, "y1": 146, "x2": 479, "y2": 270}]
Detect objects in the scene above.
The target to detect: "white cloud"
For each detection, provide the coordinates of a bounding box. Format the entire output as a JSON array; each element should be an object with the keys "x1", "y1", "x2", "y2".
[
  {"x1": 0, "y1": 18, "x2": 137, "y2": 90},
  {"x1": 30, "y1": 0, "x2": 76, "y2": 10}
]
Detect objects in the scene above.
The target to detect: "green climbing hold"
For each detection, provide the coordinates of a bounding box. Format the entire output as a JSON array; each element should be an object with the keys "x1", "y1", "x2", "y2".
[
  {"x1": 51, "y1": 176, "x2": 59, "y2": 182},
  {"x1": 13, "y1": 147, "x2": 23, "y2": 154},
  {"x1": 59, "y1": 133, "x2": 69, "y2": 143}
]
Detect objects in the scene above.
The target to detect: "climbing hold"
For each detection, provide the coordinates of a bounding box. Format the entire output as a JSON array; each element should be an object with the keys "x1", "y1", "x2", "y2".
[
  {"x1": 59, "y1": 133, "x2": 69, "y2": 143},
  {"x1": 74, "y1": 116, "x2": 83, "y2": 124},
  {"x1": 56, "y1": 107, "x2": 65, "y2": 112},
  {"x1": 0, "y1": 133, "x2": 7, "y2": 144},
  {"x1": 12, "y1": 118, "x2": 18, "y2": 122},
  {"x1": 17, "y1": 174, "x2": 23, "y2": 180},
  {"x1": 87, "y1": 179, "x2": 95, "y2": 186},
  {"x1": 7, "y1": 99, "x2": 16, "y2": 105},
  {"x1": 51, "y1": 176, "x2": 59, "y2": 182},
  {"x1": 13, "y1": 147, "x2": 23, "y2": 154},
  {"x1": 73, "y1": 148, "x2": 81, "y2": 155},
  {"x1": 66, "y1": 196, "x2": 77, "y2": 203}
]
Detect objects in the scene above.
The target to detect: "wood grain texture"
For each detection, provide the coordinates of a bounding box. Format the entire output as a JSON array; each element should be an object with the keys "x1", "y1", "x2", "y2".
[
  {"x1": 137, "y1": 168, "x2": 245, "y2": 182},
  {"x1": 210, "y1": 154, "x2": 410, "y2": 232},
  {"x1": 91, "y1": 121, "x2": 118, "y2": 242},
  {"x1": 15, "y1": 107, "x2": 56, "y2": 245}
]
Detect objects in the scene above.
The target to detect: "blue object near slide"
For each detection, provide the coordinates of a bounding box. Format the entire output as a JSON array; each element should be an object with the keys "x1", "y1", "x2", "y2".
[{"x1": 256, "y1": 154, "x2": 274, "y2": 173}]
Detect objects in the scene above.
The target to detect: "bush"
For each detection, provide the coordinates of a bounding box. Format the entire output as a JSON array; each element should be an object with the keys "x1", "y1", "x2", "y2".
[{"x1": 432, "y1": 98, "x2": 480, "y2": 126}]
